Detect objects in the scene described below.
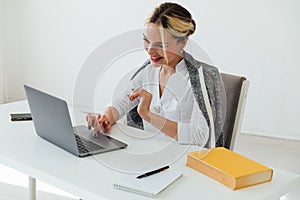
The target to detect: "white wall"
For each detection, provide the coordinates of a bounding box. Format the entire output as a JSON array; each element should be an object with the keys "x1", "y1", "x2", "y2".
[
  {"x1": 192, "y1": 0, "x2": 300, "y2": 140},
  {"x1": 0, "y1": 0, "x2": 4, "y2": 103},
  {"x1": 2, "y1": 0, "x2": 300, "y2": 140}
]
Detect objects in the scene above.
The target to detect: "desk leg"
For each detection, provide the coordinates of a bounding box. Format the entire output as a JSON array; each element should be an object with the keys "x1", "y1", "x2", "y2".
[{"x1": 29, "y1": 176, "x2": 36, "y2": 200}]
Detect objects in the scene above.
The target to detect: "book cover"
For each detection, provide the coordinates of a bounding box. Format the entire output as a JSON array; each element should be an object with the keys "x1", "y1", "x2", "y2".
[{"x1": 186, "y1": 147, "x2": 273, "y2": 190}]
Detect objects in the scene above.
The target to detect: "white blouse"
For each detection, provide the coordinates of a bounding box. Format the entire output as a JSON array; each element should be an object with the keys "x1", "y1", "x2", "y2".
[{"x1": 112, "y1": 60, "x2": 209, "y2": 146}]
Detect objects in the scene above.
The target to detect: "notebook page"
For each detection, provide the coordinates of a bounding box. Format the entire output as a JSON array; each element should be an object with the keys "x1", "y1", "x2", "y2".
[{"x1": 113, "y1": 170, "x2": 182, "y2": 197}]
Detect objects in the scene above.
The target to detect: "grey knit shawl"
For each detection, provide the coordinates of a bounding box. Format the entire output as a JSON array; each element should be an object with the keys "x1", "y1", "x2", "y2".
[{"x1": 127, "y1": 51, "x2": 226, "y2": 147}]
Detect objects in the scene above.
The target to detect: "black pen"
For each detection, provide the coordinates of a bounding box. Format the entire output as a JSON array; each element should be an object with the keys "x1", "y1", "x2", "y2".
[{"x1": 136, "y1": 166, "x2": 169, "y2": 179}]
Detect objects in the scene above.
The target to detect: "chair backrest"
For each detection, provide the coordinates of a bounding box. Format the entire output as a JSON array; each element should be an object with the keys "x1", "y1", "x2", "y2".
[{"x1": 220, "y1": 73, "x2": 249, "y2": 150}]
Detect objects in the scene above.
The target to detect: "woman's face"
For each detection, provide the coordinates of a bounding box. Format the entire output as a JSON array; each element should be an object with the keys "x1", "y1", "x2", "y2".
[{"x1": 143, "y1": 23, "x2": 186, "y2": 68}]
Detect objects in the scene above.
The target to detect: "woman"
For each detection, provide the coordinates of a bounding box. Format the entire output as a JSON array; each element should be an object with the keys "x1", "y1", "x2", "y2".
[{"x1": 87, "y1": 2, "x2": 226, "y2": 147}]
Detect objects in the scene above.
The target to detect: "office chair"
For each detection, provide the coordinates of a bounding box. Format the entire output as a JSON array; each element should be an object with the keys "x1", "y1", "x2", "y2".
[{"x1": 220, "y1": 73, "x2": 249, "y2": 150}]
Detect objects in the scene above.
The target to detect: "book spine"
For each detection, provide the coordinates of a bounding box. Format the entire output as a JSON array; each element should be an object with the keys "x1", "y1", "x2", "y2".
[{"x1": 186, "y1": 155, "x2": 236, "y2": 189}]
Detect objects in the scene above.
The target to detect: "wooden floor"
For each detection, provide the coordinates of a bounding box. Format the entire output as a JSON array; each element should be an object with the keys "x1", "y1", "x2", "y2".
[{"x1": 0, "y1": 133, "x2": 299, "y2": 199}]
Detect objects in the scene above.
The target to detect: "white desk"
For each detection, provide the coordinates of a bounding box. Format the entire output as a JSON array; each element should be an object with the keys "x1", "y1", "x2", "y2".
[{"x1": 0, "y1": 100, "x2": 299, "y2": 200}]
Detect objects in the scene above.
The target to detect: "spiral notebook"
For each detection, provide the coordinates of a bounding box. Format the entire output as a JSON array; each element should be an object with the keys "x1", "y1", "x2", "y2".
[{"x1": 113, "y1": 169, "x2": 182, "y2": 198}]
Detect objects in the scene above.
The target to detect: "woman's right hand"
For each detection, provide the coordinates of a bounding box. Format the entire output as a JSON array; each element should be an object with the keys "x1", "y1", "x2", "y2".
[{"x1": 86, "y1": 113, "x2": 111, "y2": 136}]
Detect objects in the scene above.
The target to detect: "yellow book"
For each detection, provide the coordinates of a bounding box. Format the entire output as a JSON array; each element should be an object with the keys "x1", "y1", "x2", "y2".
[{"x1": 186, "y1": 147, "x2": 273, "y2": 190}]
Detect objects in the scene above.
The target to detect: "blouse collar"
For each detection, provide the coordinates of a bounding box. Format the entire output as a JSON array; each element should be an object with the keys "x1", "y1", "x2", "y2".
[{"x1": 175, "y1": 59, "x2": 187, "y2": 75}]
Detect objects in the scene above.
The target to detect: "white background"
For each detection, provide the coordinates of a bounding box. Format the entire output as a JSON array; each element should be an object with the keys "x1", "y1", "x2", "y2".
[
  {"x1": 0, "y1": 0, "x2": 4, "y2": 103},
  {"x1": 1, "y1": 0, "x2": 300, "y2": 140}
]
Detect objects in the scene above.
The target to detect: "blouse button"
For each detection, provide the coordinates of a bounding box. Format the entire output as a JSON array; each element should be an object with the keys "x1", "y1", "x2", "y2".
[{"x1": 153, "y1": 105, "x2": 161, "y2": 113}]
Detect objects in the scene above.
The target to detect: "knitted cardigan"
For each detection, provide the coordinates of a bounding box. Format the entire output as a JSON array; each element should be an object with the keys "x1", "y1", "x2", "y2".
[{"x1": 127, "y1": 51, "x2": 226, "y2": 147}]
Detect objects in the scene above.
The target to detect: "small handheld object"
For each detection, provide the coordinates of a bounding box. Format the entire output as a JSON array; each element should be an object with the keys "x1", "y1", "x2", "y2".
[
  {"x1": 10, "y1": 113, "x2": 32, "y2": 121},
  {"x1": 136, "y1": 165, "x2": 169, "y2": 179}
]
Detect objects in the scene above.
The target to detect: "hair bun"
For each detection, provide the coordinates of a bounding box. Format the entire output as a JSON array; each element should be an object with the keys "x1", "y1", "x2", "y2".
[
  {"x1": 188, "y1": 19, "x2": 196, "y2": 36},
  {"x1": 147, "y1": 3, "x2": 197, "y2": 39}
]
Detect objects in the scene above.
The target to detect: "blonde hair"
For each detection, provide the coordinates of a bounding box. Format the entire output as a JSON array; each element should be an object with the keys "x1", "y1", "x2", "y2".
[{"x1": 146, "y1": 3, "x2": 196, "y2": 64}]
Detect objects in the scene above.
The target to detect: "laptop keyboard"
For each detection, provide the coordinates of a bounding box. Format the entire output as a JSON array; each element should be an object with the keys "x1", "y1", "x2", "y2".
[{"x1": 74, "y1": 134, "x2": 104, "y2": 154}]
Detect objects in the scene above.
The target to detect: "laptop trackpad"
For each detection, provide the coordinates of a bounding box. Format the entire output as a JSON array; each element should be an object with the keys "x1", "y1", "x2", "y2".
[{"x1": 74, "y1": 125, "x2": 126, "y2": 149}]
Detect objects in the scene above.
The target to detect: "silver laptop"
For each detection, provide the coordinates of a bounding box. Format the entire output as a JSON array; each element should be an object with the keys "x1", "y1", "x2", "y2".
[{"x1": 24, "y1": 85, "x2": 127, "y2": 157}]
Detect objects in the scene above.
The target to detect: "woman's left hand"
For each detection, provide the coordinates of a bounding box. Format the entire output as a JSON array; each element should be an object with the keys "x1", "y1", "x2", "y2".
[{"x1": 128, "y1": 89, "x2": 152, "y2": 122}]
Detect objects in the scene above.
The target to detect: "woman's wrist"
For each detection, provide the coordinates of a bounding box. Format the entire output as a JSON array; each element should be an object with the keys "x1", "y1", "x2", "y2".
[
  {"x1": 141, "y1": 111, "x2": 152, "y2": 123},
  {"x1": 144, "y1": 112, "x2": 178, "y2": 140}
]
